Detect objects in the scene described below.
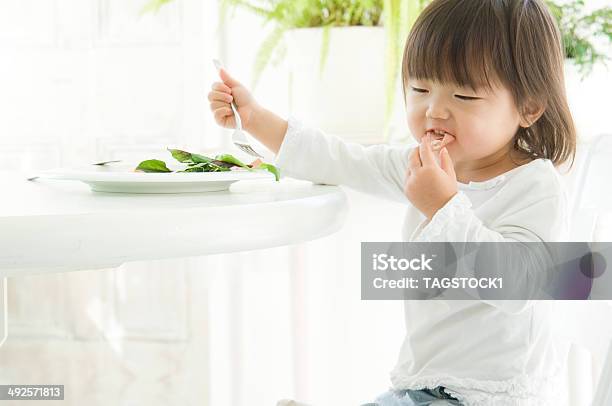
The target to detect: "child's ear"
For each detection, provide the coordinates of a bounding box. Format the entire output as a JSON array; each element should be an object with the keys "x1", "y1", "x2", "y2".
[{"x1": 519, "y1": 99, "x2": 546, "y2": 128}]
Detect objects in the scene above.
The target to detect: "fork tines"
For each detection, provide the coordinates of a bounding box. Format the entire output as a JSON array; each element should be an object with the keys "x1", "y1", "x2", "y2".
[{"x1": 236, "y1": 142, "x2": 264, "y2": 158}]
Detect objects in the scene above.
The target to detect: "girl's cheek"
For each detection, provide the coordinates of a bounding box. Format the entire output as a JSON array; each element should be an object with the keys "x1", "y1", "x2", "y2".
[{"x1": 405, "y1": 112, "x2": 422, "y2": 141}]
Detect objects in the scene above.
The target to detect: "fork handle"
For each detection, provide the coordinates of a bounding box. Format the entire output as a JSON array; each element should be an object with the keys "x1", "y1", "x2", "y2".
[{"x1": 229, "y1": 100, "x2": 242, "y2": 131}]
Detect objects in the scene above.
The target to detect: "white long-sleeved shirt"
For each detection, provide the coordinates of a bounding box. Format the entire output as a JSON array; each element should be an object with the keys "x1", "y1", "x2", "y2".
[{"x1": 273, "y1": 117, "x2": 570, "y2": 406}]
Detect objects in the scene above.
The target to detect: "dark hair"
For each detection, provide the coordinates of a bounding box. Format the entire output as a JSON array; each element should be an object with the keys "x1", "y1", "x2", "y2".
[{"x1": 401, "y1": 0, "x2": 577, "y2": 171}]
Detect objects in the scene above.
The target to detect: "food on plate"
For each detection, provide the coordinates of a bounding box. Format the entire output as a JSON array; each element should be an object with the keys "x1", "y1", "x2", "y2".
[{"x1": 135, "y1": 149, "x2": 280, "y2": 181}]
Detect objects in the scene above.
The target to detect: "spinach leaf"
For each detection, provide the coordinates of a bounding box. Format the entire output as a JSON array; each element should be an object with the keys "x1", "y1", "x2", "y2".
[
  {"x1": 168, "y1": 148, "x2": 214, "y2": 164},
  {"x1": 258, "y1": 163, "x2": 280, "y2": 181},
  {"x1": 135, "y1": 159, "x2": 172, "y2": 173},
  {"x1": 191, "y1": 152, "x2": 214, "y2": 164},
  {"x1": 210, "y1": 159, "x2": 235, "y2": 169},
  {"x1": 168, "y1": 148, "x2": 194, "y2": 163},
  {"x1": 214, "y1": 153, "x2": 249, "y2": 169},
  {"x1": 181, "y1": 162, "x2": 231, "y2": 172}
]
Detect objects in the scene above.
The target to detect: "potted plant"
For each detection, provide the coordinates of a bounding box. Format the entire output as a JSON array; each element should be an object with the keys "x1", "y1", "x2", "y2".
[
  {"x1": 143, "y1": 0, "x2": 609, "y2": 142},
  {"x1": 546, "y1": 0, "x2": 611, "y2": 144},
  {"x1": 214, "y1": 0, "x2": 431, "y2": 143},
  {"x1": 546, "y1": 0, "x2": 611, "y2": 80},
  {"x1": 143, "y1": 0, "x2": 430, "y2": 142}
]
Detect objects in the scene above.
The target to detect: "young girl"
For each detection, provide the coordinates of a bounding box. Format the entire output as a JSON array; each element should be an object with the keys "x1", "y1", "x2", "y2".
[{"x1": 208, "y1": 0, "x2": 577, "y2": 404}]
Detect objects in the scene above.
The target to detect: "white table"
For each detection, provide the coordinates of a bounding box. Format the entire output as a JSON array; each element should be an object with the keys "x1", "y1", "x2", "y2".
[{"x1": 0, "y1": 172, "x2": 348, "y2": 346}]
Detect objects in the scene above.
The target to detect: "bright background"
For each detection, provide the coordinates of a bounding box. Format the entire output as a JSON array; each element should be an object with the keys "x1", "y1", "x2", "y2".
[{"x1": 0, "y1": 1, "x2": 611, "y2": 405}]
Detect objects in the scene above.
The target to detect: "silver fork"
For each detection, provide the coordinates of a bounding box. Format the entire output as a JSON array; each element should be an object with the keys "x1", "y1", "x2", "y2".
[{"x1": 212, "y1": 59, "x2": 264, "y2": 158}]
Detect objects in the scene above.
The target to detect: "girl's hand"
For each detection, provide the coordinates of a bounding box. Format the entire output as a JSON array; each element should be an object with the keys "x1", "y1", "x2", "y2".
[
  {"x1": 208, "y1": 68, "x2": 260, "y2": 132},
  {"x1": 404, "y1": 134, "x2": 458, "y2": 220}
]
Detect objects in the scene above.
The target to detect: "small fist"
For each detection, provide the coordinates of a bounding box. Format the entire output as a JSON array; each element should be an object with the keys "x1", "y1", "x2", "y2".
[
  {"x1": 404, "y1": 134, "x2": 458, "y2": 220},
  {"x1": 207, "y1": 68, "x2": 259, "y2": 131}
]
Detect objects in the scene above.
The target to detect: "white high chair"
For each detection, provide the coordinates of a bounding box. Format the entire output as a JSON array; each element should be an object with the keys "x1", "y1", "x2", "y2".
[
  {"x1": 562, "y1": 133, "x2": 612, "y2": 241},
  {"x1": 556, "y1": 133, "x2": 612, "y2": 406},
  {"x1": 592, "y1": 339, "x2": 612, "y2": 405}
]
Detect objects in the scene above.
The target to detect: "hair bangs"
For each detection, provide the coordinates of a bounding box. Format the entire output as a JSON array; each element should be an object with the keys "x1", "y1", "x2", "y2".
[{"x1": 402, "y1": 0, "x2": 511, "y2": 96}]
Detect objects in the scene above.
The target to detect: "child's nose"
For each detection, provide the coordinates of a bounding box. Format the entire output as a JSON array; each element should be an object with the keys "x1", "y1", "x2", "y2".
[{"x1": 425, "y1": 99, "x2": 451, "y2": 120}]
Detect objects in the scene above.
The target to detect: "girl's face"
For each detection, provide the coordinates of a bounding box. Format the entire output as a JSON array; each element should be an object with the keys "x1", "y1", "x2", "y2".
[{"x1": 405, "y1": 77, "x2": 525, "y2": 170}]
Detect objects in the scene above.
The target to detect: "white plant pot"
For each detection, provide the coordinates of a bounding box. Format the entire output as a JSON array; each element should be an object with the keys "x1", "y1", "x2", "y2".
[{"x1": 287, "y1": 26, "x2": 386, "y2": 143}]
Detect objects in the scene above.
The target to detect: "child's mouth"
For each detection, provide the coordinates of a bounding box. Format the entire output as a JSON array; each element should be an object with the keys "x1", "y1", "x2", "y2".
[{"x1": 424, "y1": 130, "x2": 456, "y2": 150}]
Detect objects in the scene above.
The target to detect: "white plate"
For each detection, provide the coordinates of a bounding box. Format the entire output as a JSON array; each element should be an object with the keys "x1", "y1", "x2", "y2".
[{"x1": 34, "y1": 162, "x2": 276, "y2": 193}]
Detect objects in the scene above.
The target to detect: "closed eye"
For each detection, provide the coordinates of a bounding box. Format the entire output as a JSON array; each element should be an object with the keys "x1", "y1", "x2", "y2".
[
  {"x1": 456, "y1": 95, "x2": 481, "y2": 100},
  {"x1": 411, "y1": 87, "x2": 480, "y2": 100}
]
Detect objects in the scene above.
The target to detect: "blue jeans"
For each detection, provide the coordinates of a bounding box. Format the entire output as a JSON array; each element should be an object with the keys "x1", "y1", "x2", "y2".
[{"x1": 362, "y1": 387, "x2": 464, "y2": 406}]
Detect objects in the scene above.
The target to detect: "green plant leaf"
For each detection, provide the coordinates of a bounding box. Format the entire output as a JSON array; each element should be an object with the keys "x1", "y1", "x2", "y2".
[
  {"x1": 210, "y1": 159, "x2": 236, "y2": 168},
  {"x1": 168, "y1": 148, "x2": 194, "y2": 163},
  {"x1": 137, "y1": 148, "x2": 279, "y2": 180},
  {"x1": 191, "y1": 153, "x2": 215, "y2": 164},
  {"x1": 140, "y1": 0, "x2": 173, "y2": 15},
  {"x1": 135, "y1": 159, "x2": 172, "y2": 173},
  {"x1": 546, "y1": 0, "x2": 611, "y2": 78},
  {"x1": 181, "y1": 162, "x2": 208, "y2": 172},
  {"x1": 180, "y1": 161, "x2": 232, "y2": 172},
  {"x1": 223, "y1": 0, "x2": 274, "y2": 20},
  {"x1": 168, "y1": 148, "x2": 214, "y2": 164},
  {"x1": 214, "y1": 153, "x2": 250, "y2": 169},
  {"x1": 258, "y1": 162, "x2": 281, "y2": 181},
  {"x1": 251, "y1": 24, "x2": 288, "y2": 90},
  {"x1": 319, "y1": 24, "x2": 331, "y2": 77}
]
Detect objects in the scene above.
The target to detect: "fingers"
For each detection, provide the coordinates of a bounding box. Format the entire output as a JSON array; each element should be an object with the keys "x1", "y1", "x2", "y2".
[
  {"x1": 208, "y1": 83, "x2": 233, "y2": 114},
  {"x1": 211, "y1": 81, "x2": 231, "y2": 93},
  {"x1": 439, "y1": 147, "x2": 457, "y2": 179},
  {"x1": 219, "y1": 68, "x2": 241, "y2": 87},
  {"x1": 440, "y1": 133, "x2": 455, "y2": 149},
  {"x1": 209, "y1": 79, "x2": 235, "y2": 126},
  {"x1": 209, "y1": 100, "x2": 228, "y2": 110},
  {"x1": 419, "y1": 134, "x2": 436, "y2": 167},
  {"x1": 213, "y1": 107, "x2": 233, "y2": 123},
  {"x1": 207, "y1": 90, "x2": 233, "y2": 104},
  {"x1": 407, "y1": 146, "x2": 422, "y2": 176}
]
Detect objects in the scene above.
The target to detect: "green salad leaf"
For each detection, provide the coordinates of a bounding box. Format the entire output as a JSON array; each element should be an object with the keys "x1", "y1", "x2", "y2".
[
  {"x1": 135, "y1": 150, "x2": 281, "y2": 181},
  {"x1": 168, "y1": 148, "x2": 193, "y2": 163},
  {"x1": 258, "y1": 163, "x2": 280, "y2": 181},
  {"x1": 135, "y1": 159, "x2": 172, "y2": 173},
  {"x1": 168, "y1": 148, "x2": 214, "y2": 164},
  {"x1": 214, "y1": 153, "x2": 249, "y2": 169}
]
